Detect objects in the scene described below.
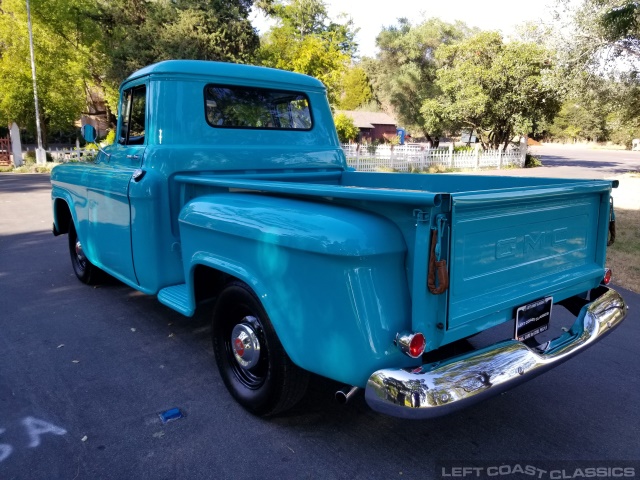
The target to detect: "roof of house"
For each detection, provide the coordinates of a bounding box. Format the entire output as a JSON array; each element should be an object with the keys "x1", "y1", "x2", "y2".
[{"x1": 336, "y1": 110, "x2": 398, "y2": 129}]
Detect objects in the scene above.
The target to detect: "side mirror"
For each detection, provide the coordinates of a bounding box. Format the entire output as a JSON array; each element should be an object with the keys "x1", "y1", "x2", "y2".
[
  {"x1": 81, "y1": 124, "x2": 96, "y2": 143},
  {"x1": 80, "y1": 124, "x2": 111, "y2": 161}
]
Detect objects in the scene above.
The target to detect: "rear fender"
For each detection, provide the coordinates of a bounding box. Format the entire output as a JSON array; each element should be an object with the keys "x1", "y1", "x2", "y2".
[
  {"x1": 179, "y1": 193, "x2": 417, "y2": 387},
  {"x1": 51, "y1": 164, "x2": 90, "y2": 245},
  {"x1": 51, "y1": 188, "x2": 74, "y2": 233}
]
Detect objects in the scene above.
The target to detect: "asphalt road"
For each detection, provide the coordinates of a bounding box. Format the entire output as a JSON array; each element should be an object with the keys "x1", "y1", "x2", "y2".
[
  {"x1": 470, "y1": 144, "x2": 640, "y2": 179},
  {"x1": 1, "y1": 172, "x2": 639, "y2": 480},
  {"x1": 531, "y1": 145, "x2": 640, "y2": 178}
]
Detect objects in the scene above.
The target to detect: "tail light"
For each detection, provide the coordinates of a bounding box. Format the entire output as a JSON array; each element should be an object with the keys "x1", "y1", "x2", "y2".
[
  {"x1": 396, "y1": 331, "x2": 426, "y2": 358},
  {"x1": 603, "y1": 268, "x2": 612, "y2": 285}
]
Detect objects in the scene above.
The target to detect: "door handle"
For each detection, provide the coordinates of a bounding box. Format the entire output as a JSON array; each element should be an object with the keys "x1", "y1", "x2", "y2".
[
  {"x1": 132, "y1": 169, "x2": 146, "y2": 182},
  {"x1": 126, "y1": 154, "x2": 140, "y2": 159}
]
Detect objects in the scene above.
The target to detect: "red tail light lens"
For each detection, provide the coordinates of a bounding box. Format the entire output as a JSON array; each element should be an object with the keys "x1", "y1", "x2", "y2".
[
  {"x1": 603, "y1": 268, "x2": 612, "y2": 285},
  {"x1": 396, "y1": 331, "x2": 426, "y2": 358},
  {"x1": 409, "y1": 333, "x2": 426, "y2": 358}
]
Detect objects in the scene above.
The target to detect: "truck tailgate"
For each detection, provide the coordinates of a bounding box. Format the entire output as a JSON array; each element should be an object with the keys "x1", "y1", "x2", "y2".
[{"x1": 447, "y1": 181, "x2": 613, "y2": 333}]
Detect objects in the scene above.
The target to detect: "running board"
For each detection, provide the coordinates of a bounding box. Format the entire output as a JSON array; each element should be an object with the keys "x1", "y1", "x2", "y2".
[{"x1": 158, "y1": 284, "x2": 195, "y2": 317}]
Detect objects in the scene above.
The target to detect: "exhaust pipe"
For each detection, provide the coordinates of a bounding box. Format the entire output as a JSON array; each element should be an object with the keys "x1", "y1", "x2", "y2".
[{"x1": 335, "y1": 386, "x2": 359, "y2": 405}]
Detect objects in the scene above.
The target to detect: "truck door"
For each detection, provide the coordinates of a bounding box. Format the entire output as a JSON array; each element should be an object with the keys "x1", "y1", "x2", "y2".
[{"x1": 86, "y1": 84, "x2": 147, "y2": 284}]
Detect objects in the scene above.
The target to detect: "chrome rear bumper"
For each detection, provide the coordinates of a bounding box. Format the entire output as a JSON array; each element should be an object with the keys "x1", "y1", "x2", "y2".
[{"x1": 365, "y1": 287, "x2": 628, "y2": 419}]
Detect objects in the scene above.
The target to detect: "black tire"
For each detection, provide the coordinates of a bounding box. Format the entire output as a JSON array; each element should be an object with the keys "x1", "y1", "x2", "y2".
[
  {"x1": 212, "y1": 281, "x2": 309, "y2": 416},
  {"x1": 68, "y1": 220, "x2": 102, "y2": 285}
]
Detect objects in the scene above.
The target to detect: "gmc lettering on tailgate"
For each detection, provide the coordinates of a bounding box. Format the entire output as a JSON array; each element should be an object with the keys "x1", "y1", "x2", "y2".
[{"x1": 496, "y1": 227, "x2": 568, "y2": 259}]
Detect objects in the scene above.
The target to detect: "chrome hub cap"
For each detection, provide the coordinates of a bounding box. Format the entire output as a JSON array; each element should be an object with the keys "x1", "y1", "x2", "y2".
[
  {"x1": 75, "y1": 240, "x2": 86, "y2": 263},
  {"x1": 231, "y1": 320, "x2": 260, "y2": 369}
]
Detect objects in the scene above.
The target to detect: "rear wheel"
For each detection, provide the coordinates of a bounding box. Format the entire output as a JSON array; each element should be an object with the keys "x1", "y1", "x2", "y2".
[
  {"x1": 212, "y1": 281, "x2": 308, "y2": 416},
  {"x1": 68, "y1": 220, "x2": 101, "y2": 285}
]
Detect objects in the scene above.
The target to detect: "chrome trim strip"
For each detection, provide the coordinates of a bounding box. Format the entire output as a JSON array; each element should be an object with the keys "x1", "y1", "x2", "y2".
[{"x1": 365, "y1": 287, "x2": 628, "y2": 419}]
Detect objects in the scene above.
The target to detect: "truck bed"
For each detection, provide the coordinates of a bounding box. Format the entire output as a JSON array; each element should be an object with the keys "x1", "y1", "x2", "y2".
[{"x1": 174, "y1": 169, "x2": 615, "y2": 350}]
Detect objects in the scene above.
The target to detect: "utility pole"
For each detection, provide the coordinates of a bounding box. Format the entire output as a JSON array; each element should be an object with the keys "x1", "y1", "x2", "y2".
[{"x1": 26, "y1": 0, "x2": 46, "y2": 164}]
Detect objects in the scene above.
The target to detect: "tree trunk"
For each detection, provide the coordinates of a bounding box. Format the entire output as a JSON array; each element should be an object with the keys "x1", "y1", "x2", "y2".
[
  {"x1": 422, "y1": 130, "x2": 434, "y2": 147},
  {"x1": 501, "y1": 126, "x2": 512, "y2": 152}
]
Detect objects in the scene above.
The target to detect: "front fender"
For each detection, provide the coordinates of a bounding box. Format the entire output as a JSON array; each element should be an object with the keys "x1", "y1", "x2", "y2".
[{"x1": 179, "y1": 193, "x2": 417, "y2": 386}]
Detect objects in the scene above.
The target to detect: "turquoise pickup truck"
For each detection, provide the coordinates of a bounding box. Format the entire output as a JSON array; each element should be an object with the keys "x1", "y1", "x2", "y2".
[{"x1": 51, "y1": 60, "x2": 628, "y2": 418}]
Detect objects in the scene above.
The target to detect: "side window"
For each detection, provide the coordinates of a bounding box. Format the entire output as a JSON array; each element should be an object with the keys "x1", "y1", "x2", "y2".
[
  {"x1": 128, "y1": 86, "x2": 146, "y2": 144},
  {"x1": 118, "y1": 91, "x2": 131, "y2": 145},
  {"x1": 118, "y1": 85, "x2": 146, "y2": 145}
]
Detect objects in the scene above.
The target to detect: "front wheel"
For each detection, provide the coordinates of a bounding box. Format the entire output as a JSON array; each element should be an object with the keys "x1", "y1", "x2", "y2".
[
  {"x1": 68, "y1": 220, "x2": 102, "y2": 285},
  {"x1": 212, "y1": 281, "x2": 308, "y2": 416}
]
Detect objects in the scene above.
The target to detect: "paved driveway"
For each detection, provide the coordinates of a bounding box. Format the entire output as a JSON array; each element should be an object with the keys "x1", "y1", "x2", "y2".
[
  {"x1": 1, "y1": 173, "x2": 638, "y2": 480},
  {"x1": 530, "y1": 145, "x2": 640, "y2": 178},
  {"x1": 464, "y1": 144, "x2": 640, "y2": 179},
  {"x1": 467, "y1": 145, "x2": 640, "y2": 210}
]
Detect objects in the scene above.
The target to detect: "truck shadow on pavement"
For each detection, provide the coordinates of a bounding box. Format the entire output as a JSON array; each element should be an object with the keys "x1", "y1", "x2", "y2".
[
  {"x1": 539, "y1": 156, "x2": 640, "y2": 174},
  {"x1": 0, "y1": 173, "x2": 52, "y2": 194}
]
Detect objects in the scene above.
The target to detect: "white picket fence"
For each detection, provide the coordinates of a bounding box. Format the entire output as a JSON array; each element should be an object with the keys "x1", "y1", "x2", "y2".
[
  {"x1": 342, "y1": 142, "x2": 526, "y2": 172},
  {"x1": 47, "y1": 147, "x2": 97, "y2": 162},
  {"x1": 23, "y1": 146, "x2": 97, "y2": 162}
]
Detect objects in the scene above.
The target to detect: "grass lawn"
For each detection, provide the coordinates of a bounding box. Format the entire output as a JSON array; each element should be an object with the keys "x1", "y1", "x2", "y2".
[{"x1": 607, "y1": 208, "x2": 640, "y2": 293}]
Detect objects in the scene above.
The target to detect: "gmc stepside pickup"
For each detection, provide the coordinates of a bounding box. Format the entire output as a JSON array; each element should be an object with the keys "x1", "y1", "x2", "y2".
[{"x1": 51, "y1": 60, "x2": 628, "y2": 418}]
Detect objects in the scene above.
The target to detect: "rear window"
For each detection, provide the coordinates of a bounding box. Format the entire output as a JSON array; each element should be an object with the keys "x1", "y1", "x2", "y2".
[{"x1": 204, "y1": 85, "x2": 313, "y2": 130}]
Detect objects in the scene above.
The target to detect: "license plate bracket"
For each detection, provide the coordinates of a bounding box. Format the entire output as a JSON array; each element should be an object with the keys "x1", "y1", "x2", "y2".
[{"x1": 514, "y1": 297, "x2": 552, "y2": 341}]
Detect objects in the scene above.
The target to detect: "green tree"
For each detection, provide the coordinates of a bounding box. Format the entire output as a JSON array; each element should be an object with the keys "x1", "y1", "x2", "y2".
[
  {"x1": 0, "y1": 0, "x2": 97, "y2": 143},
  {"x1": 333, "y1": 113, "x2": 359, "y2": 142},
  {"x1": 545, "y1": 74, "x2": 615, "y2": 142},
  {"x1": 548, "y1": 102, "x2": 607, "y2": 141},
  {"x1": 0, "y1": 0, "x2": 264, "y2": 140},
  {"x1": 337, "y1": 66, "x2": 372, "y2": 110},
  {"x1": 432, "y1": 32, "x2": 561, "y2": 150},
  {"x1": 258, "y1": 0, "x2": 357, "y2": 104},
  {"x1": 560, "y1": 0, "x2": 640, "y2": 147},
  {"x1": 364, "y1": 18, "x2": 474, "y2": 145},
  {"x1": 567, "y1": 0, "x2": 640, "y2": 66},
  {"x1": 604, "y1": 75, "x2": 640, "y2": 147},
  {"x1": 95, "y1": 0, "x2": 261, "y2": 109}
]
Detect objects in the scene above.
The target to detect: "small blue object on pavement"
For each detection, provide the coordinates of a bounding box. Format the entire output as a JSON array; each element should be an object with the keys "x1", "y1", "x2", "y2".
[{"x1": 159, "y1": 408, "x2": 184, "y2": 424}]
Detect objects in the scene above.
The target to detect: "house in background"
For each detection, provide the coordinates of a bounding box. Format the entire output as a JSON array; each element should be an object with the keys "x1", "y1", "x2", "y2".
[
  {"x1": 336, "y1": 110, "x2": 398, "y2": 143},
  {"x1": 79, "y1": 92, "x2": 111, "y2": 141}
]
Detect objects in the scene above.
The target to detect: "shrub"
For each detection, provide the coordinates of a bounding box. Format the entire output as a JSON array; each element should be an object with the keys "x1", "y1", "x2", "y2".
[
  {"x1": 453, "y1": 145, "x2": 474, "y2": 153},
  {"x1": 103, "y1": 129, "x2": 116, "y2": 146},
  {"x1": 524, "y1": 153, "x2": 542, "y2": 168},
  {"x1": 427, "y1": 164, "x2": 450, "y2": 173},
  {"x1": 334, "y1": 113, "x2": 359, "y2": 143},
  {"x1": 24, "y1": 150, "x2": 53, "y2": 163}
]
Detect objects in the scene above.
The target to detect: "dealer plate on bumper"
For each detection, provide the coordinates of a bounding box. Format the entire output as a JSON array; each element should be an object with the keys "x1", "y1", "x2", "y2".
[{"x1": 514, "y1": 297, "x2": 552, "y2": 341}]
